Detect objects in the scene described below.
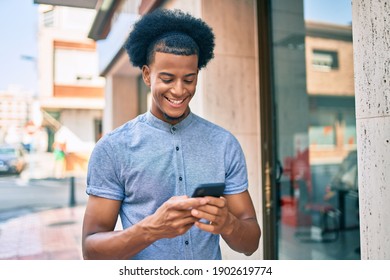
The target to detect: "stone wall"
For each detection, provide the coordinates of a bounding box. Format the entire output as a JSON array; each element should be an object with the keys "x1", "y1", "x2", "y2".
[{"x1": 352, "y1": 0, "x2": 390, "y2": 260}]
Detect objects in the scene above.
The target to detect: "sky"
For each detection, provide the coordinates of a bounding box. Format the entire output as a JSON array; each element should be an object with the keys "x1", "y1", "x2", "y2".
[
  {"x1": 0, "y1": 0, "x2": 39, "y2": 92},
  {"x1": 0, "y1": 0, "x2": 352, "y2": 93},
  {"x1": 304, "y1": 0, "x2": 352, "y2": 25}
]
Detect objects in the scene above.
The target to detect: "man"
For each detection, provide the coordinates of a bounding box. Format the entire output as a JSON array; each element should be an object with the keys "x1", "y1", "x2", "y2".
[{"x1": 82, "y1": 9, "x2": 260, "y2": 260}]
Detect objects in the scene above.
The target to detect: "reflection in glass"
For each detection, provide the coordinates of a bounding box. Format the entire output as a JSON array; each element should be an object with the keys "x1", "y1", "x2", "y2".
[{"x1": 271, "y1": 0, "x2": 359, "y2": 259}]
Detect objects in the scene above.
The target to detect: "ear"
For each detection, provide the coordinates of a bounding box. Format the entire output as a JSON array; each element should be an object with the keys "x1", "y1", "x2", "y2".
[{"x1": 142, "y1": 65, "x2": 151, "y2": 87}]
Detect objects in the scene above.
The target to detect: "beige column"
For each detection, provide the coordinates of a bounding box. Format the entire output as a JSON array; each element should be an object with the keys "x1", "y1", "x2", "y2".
[
  {"x1": 112, "y1": 75, "x2": 138, "y2": 129},
  {"x1": 201, "y1": 0, "x2": 261, "y2": 260},
  {"x1": 103, "y1": 75, "x2": 138, "y2": 134},
  {"x1": 352, "y1": 0, "x2": 390, "y2": 259}
]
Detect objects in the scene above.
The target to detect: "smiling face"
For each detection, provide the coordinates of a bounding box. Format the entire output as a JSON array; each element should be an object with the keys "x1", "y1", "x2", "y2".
[{"x1": 142, "y1": 52, "x2": 199, "y2": 125}]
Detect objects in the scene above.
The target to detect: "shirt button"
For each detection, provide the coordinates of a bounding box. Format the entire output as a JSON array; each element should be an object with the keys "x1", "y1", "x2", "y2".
[
  {"x1": 185, "y1": 241, "x2": 189, "y2": 245},
  {"x1": 179, "y1": 177, "x2": 183, "y2": 181},
  {"x1": 176, "y1": 146, "x2": 179, "y2": 151}
]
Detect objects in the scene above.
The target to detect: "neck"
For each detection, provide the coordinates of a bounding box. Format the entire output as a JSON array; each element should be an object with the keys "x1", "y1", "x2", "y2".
[{"x1": 163, "y1": 110, "x2": 190, "y2": 125}]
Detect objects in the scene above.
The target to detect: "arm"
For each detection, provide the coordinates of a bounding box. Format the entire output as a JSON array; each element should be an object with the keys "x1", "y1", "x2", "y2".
[
  {"x1": 192, "y1": 190, "x2": 261, "y2": 256},
  {"x1": 82, "y1": 195, "x2": 149, "y2": 260},
  {"x1": 82, "y1": 194, "x2": 208, "y2": 260}
]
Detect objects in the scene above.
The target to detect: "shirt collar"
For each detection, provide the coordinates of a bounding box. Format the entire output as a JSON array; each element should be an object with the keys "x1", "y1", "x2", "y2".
[{"x1": 145, "y1": 110, "x2": 194, "y2": 133}]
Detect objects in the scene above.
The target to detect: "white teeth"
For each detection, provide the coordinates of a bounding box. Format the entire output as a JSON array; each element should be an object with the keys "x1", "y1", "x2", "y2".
[{"x1": 166, "y1": 97, "x2": 184, "y2": 104}]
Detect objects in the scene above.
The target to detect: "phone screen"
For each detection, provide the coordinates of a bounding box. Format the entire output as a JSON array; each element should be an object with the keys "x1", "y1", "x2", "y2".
[{"x1": 191, "y1": 183, "x2": 225, "y2": 197}]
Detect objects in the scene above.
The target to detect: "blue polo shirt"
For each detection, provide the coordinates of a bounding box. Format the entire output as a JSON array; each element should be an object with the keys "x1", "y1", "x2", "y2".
[{"x1": 86, "y1": 111, "x2": 248, "y2": 260}]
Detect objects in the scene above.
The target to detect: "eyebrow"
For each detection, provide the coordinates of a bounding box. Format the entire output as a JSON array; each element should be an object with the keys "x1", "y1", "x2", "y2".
[{"x1": 159, "y1": 72, "x2": 197, "y2": 77}]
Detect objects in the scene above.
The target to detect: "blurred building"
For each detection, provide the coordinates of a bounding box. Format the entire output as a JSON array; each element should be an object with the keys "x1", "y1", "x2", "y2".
[
  {"x1": 305, "y1": 21, "x2": 355, "y2": 164},
  {"x1": 0, "y1": 90, "x2": 32, "y2": 146},
  {"x1": 36, "y1": 5, "x2": 104, "y2": 156}
]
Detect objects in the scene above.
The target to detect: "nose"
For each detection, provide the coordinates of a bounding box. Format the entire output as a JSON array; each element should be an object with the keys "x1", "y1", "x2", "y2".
[{"x1": 171, "y1": 80, "x2": 185, "y2": 96}]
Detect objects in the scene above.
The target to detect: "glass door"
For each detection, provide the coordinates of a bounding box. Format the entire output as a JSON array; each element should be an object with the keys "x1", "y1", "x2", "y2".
[{"x1": 267, "y1": 0, "x2": 360, "y2": 259}]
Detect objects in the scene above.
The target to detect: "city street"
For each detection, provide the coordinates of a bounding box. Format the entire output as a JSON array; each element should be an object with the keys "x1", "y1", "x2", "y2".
[
  {"x1": 0, "y1": 173, "x2": 88, "y2": 222},
  {"x1": 0, "y1": 154, "x2": 90, "y2": 259}
]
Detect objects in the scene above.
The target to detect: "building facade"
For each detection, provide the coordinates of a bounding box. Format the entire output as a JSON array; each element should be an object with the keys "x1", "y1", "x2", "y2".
[
  {"x1": 36, "y1": 4, "x2": 104, "y2": 159},
  {"x1": 0, "y1": 90, "x2": 32, "y2": 146},
  {"x1": 34, "y1": 0, "x2": 390, "y2": 260}
]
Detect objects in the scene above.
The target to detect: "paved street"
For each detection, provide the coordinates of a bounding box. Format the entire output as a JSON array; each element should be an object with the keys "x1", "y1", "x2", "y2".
[
  {"x1": 0, "y1": 151, "x2": 88, "y2": 219},
  {"x1": 0, "y1": 174, "x2": 88, "y2": 222}
]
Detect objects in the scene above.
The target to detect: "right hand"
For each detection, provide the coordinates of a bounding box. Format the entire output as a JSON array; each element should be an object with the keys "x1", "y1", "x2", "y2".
[{"x1": 141, "y1": 196, "x2": 208, "y2": 240}]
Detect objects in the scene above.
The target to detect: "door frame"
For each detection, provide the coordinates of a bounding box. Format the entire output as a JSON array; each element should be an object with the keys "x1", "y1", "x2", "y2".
[{"x1": 257, "y1": 0, "x2": 278, "y2": 260}]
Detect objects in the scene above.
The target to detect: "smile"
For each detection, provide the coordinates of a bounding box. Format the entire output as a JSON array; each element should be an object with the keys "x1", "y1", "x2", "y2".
[{"x1": 165, "y1": 97, "x2": 186, "y2": 105}]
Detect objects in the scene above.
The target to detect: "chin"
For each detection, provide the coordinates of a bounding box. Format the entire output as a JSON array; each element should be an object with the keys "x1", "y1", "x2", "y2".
[{"x1": 163, "y1": 111, "x2": 186, "y2": 122}]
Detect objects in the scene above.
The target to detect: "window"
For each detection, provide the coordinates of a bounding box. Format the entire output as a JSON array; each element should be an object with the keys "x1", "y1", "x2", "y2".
[
  {"x1": 309, "y1": 110, "x2": 336, "y2": 148},
  {"x1": 54, "y1": 48, "x2": 100, "y2": 86},
  {"x1": 312, "y1": 49, "x2": 339, "y2": 70},
  {"x1": 43, "y1": 9, "x2": 54, "y2": 27}
]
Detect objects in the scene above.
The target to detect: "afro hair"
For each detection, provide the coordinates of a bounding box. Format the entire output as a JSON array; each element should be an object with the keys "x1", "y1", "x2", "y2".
[{"x1": 124, "y1": 9, "x2": 215, "y2": 70}]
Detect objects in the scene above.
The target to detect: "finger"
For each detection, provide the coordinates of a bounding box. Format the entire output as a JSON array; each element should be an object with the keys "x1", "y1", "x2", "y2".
[
  {"x1": 202, "y1": 196, "x2": 226, "y2": 208},
  {"x1": 167, "y1": 197, "x2": 208, "y2": 210},
  {"x1": 164, "y1": 210, "x2": 191, "y2": 222},
  {"x1": 191, "y1": 208, "x2": 218, "y2": 224},
  {"x1": 184, "y1": 216, "x2": 200, "y2": 225},
  {"x1": 155, "y1": 213, "x2": 198, "y2": 238},
  {"x1": 193, "y1": 204, "x2": 220, "y2": 216},
  {"x1": 194, "y1": 221, "x2": 216, "y2": 233},
  {"x1": 170, "y1": 195, "x2": 189, "y2": 200},
  {"x1": 163, "y1": 221, "x2": 195, "y2": 239},
  {"x1": 172, "y1": 216, "x2": 198, "y2": 228}
]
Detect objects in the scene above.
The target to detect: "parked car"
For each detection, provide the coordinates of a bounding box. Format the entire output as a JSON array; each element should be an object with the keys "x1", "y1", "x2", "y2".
[{"x1": 0, "y1": 145, "x2": 26, "y2": 174}]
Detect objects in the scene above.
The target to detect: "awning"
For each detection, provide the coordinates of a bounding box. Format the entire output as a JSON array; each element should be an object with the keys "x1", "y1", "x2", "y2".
[{"x1": 33, "y1": 0, "x2": 98, "y2": 9}]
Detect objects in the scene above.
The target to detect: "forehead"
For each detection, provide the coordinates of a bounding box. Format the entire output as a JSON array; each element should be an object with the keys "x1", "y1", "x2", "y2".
[{"x1": 150, "y1": 52, "x2": 199, "y2": 72}]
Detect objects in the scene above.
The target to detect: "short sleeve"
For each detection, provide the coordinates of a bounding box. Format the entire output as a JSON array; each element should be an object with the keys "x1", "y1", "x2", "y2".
[
  {"x1": 224, "y1": 134, "x2": 248, "y2": 195},
  {"x1": 86, "y1": 137, "x2": 125, "y2": 201}
]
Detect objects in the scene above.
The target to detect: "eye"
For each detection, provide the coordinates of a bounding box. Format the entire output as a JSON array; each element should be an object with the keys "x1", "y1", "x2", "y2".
[
  {"x1": 184, "y1": 79, "x2": 194, "y2": 84},
  {"x1": 161, "y1": 78, "x2": 173, "y2": 84}
]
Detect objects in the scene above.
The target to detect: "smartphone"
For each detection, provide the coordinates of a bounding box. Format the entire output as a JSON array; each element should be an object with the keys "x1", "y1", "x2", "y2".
[{"x1": 191, "y1": 183, "x2": 226, "y2": 198}]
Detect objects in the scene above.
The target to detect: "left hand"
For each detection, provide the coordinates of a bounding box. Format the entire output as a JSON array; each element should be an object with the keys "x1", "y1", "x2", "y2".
[{"x1": 191, "y1": 196, "x2": 235, "y2": 235}]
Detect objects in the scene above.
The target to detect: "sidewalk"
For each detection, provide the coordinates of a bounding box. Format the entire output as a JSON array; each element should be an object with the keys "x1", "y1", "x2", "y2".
[
  {"x1": 0, "y1": 151, "x2": 85, "y2": 259},
  {"x1": 0, "y1": 151, "x2": 125, "y2": 260},
  {"x1": 0, "y1": 205, "x2": 85, "y2": 260}
]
